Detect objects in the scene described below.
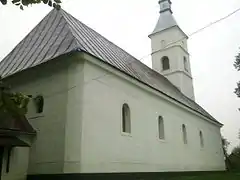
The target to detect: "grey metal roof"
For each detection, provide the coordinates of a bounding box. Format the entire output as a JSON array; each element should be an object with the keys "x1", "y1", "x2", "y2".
[
  {"x1": 151, "y1": 11, "x2": 178, "y2": 35},
  {"x1": 149, "y1": 0, "x2": 187, "y2": 37},
  {"x1": 0, "y1": 9, "x2": 221, "y2": 125}
]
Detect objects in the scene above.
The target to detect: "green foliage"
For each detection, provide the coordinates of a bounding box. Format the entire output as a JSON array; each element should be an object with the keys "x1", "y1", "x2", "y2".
[
  {"x1": 0, "y1": 0, "x2": 61, "y2": 10},
  {"x1": 235, "y1": 81, "x2": 240, "y2": 98},
  {"x1": 222, "y1": 137, "x2": 232, "y2": 170},
  {"x1": 0, "y1": 77, "x2": 30, "y2": 118},
  {"x1": 234, "y1": 51, "x2": 240, "y2": 110},
  {"x1": 232, "y1": 146, "x2": 240, "y2": 156},
  {"x1": 235, "y1": 52, "x2": 240, "y2": 71},
  {"x1": 229, "y1": 146, "x2": 240, "y2": 171},
  {"x1": 222, "y1": 137, "x2": 230, "y2": 156}
]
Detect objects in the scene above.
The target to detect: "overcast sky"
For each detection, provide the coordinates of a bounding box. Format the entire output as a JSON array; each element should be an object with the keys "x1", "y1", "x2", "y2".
[{"x1": 0, "y1": 0, "x2": 239, "y2": 150}]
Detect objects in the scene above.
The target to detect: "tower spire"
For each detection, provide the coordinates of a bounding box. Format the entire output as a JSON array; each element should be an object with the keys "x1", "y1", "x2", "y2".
[
  {"x1": 149, "y1": 0, "x2": 195, "y2": 100},
  {"x1": 149, "y1": 0, "x2": 179, "y2": 36}
]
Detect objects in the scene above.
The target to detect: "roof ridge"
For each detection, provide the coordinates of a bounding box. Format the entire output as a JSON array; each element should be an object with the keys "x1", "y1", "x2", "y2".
[
  {"x1": 57, "y1": 9, "x2": 82, "y2": 51},
  {"x1": 0, "y1": 9, "x2": 54, "y2": 72},
  {"x1": 60, "y1": 9, "x2": 140, "y2": 63}
]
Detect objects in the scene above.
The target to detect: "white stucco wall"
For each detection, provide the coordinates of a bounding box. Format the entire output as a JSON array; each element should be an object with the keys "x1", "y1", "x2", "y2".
[
  {"x1": 79, "y1": 54, "x2": 225, "y2": 173},
  {"x1": 2, "y1": 53, "x2": 84, "y2": 178},
  {"x1": 0, "y1": 51, "x2": 225, "y2": 177},
  {"x1": 1, "y1": 148, "x2": 30, "y2": 180}
]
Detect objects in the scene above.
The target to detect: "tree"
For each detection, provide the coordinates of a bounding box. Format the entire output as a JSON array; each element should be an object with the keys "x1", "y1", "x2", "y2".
[
  {"x1": 0, "y1": 77, "x2": 30, "y2": 119},
  {"x1": 222, "y1": 137, "x2": 232, "y2": 170},
  {"x1": 238, "y1": 129, "x2": 240, "y2": 141},
  {"x1": 229, "y1": 146, "x2": 240, "y2": 170},
  {"x1": 234, "y1": 51, "x2": 240, "y2": 105},
  {"x1": 0, "y1": 0, "x2": 61, "y2": 10},
  {"x1": 222, "y1": 137, "x2": 230, "y2": 157}
]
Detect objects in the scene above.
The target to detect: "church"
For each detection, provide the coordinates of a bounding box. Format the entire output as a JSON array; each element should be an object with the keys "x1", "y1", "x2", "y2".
[{"x1": 0, "y1": 0, "x2": 225, "y2": 179}]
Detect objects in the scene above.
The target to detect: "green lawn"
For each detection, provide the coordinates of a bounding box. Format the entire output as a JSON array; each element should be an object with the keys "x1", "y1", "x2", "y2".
[{"x1": 168, "y1": 173, "x2": 240, "y2": 180}]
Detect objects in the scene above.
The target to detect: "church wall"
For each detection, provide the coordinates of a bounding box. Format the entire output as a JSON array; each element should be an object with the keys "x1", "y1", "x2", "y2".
[
  {"x1": 79, "y1": 56, "x2": 225, "y2": 173},
  {"x1": 63, "y1": 56, "x2": 85, "y2": 173},
  {"x1": 1, "y1": 147, "x2": 30, "y2": 180},
  {"x1": 3, "y1": 54, "x2": 80, "y2": 177}
]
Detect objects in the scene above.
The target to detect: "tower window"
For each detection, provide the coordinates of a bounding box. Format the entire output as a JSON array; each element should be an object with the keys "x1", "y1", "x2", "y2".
[
  {"x1": 200, "y1": 131, "x2": 204, "y2": 148},
  {"x1": 122, "y1": 104, "x2": 131, "y2": 134},
  {"x1": 182, "y1": 124, "x2": 188, "y2": 144},
  {"x1": 162, "y1": 56, "x2": 170, "y2": 71},
  {"x1": 184, "y1": 56, "x2": 188, "y2": 72},
  {"x1": 161, "y1": 40, "x2": 166, "y2": 48},
  {"x1": 158, "y1": 116, "x2": 165, "y2": 140}
]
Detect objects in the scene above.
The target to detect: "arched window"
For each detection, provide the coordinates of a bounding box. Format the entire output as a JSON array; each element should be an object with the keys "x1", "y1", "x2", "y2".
[
  {"x1": 200, "y1": 131, "x2": 204, "y2": 148},
  {"x1": 158, "y1": 116, "x2": 165, "y2": 140},
  {"x1": 183, "y1": 56, "x2": 188, "y2": 72},
  {"x1": 122, "y1": 104, "x2": 131, "y2": 133},
  {"x1": 182, "y1": 124, "x2": 188, "y2": 144},
  {"x1": 182, "y1": 41, "x2": 185, "y2": 46},
  {"x1": 162, "y1": 56, "x2": 170, "y2": 71},
  {"x1": 161, "y1": 40, "x2": 166, "y2": 48}
]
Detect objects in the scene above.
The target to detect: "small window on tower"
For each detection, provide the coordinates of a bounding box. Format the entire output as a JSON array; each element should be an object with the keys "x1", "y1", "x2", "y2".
[
  {"x1": 161, "y1": 40, "x2": 166, "y2": 48},
  {"x1": 162, "y1": 3, "x2": 166, "y2": 8},
  {"x1": 184, "y1": 56, "x2": 188, "y2": 72},
  {"x1": 162, "y1": 56, "x2": 170, "y2": 71}
]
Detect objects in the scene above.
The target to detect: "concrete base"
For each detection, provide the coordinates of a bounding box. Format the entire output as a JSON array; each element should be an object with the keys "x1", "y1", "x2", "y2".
[{"x1": 27, "y1": 171, "x2": 226, "y2": 180}]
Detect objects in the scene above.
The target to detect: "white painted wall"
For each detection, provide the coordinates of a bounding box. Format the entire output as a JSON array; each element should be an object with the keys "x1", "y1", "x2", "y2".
[
  {"x1": 63, "y1": 58, "x2": 84, "y2": 173},
  {"x1": 1, "y1": 51, "x2": 225, "y2": 177},
  {"x1": 79, "y1": 54, "x2": 225, "y2": 173},
  {"x1": 3, "y1": 53, "x2": 84, "y2": 178},
  {"x1": 150, "y1": 27, "x2": 195, "y2": 100},
  {"x1": 1, "y1": 148, "x2": 30, "y2": 180}
]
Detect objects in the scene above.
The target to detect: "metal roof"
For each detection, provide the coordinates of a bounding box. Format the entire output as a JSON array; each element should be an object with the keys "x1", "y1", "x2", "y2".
[
  {"x1": 0, "y1": 9, "x2": 221, "y2": 124},
  {"x1": 149, "y1": 0, "x2": 188, "y2": 38},
  {"x1": 151, "y1": 11, "x2": 178, "y2": 35}
]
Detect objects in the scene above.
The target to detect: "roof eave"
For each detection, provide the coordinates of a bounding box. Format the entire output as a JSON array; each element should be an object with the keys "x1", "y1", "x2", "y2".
[
  {"x1": 149, "y1": 25, "x2": 189, "y2": 39},
  {"x1": 80, "y1": 51, "x2": 222, "y2": 127}
]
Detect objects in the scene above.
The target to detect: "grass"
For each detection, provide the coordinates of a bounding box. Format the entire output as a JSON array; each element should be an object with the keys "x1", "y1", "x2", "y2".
[{"x1": 168, "y1": 172, "x2": 240, "y2": 180}]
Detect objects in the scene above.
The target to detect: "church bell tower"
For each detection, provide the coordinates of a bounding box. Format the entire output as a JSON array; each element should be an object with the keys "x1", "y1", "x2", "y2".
[{"x1": 149, "y1": 0, "x2": 195, "y2": 100}]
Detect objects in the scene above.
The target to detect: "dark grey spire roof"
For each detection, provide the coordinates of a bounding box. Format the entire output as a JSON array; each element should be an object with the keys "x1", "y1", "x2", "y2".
[
  {"x1": 149, "y1": 0, "x2": 187, "y2": 37},
  {"x1": 0, "y1": 9, "x2": 221, "y2": 125}
]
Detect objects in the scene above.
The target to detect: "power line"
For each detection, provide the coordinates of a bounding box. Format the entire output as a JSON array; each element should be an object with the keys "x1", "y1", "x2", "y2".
[{"x1": 139, "y1": 6, "x2": 240, "y2": 61}]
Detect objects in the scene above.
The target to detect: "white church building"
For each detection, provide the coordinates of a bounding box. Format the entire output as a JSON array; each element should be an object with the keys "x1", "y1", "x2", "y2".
[{"x1": 0, "y1": 0, "x2": 225, "y2": 179}]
